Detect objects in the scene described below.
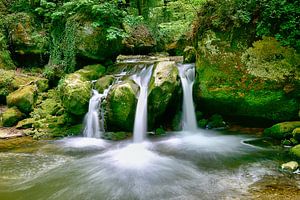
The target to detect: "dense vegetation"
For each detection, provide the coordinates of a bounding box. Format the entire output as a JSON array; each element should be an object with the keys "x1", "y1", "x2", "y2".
[{"x1": 0, "y1": 0, "x2": 299, "y2": 154}]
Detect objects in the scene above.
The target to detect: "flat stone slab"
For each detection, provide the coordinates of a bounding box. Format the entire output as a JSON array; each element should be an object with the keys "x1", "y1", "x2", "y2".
[{"x1": 0, "y1": 128, "x2": 24, "y2": 139}]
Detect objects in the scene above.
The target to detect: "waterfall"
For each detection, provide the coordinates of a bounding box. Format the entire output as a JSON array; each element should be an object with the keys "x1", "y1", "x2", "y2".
[
  {"x1": 132, "y1": 65, "x2": 153, "y2": 143},
  {"x1": 177, "y1": 63, "x2": 198, "y2": 132},
  {"x1": 83, "y1": 90, "x2": 102, "y2": 138}
]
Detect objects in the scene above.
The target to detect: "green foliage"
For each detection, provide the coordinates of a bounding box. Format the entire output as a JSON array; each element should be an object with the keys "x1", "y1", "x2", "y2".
[
  {"x1": 242, "y1": 37, "x2": 300, "y2": 81},
  {"x1": 257, "y1": 0, "x2": 300, "y2": 50},
  {"x1": 194, "y1": 0, "x2": 300, "y2": 51}
]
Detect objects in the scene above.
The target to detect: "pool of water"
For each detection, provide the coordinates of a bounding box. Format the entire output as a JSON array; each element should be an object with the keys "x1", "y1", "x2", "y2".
[{"x1": 0, "y1": 129, "x2": 299, "y2": 200}]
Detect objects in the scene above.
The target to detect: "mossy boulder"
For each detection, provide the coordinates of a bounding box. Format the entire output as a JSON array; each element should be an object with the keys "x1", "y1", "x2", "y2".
[
  {"x1": 107, "y1": 81, "x2": 137, "y2": 131},
  {"x1": 148, "y1": 61, "x2": 180, "y2": 127},
  {"x1": 0, "y1": 69, "x2": 48, "y2": 103},
  {"x1": 76, "y1": 20, "x2": 122, "y2": 61},
  {"x1": 292, "y1": 128, "x2": 300, "y2": 142},
  {"x1": 58, "y1": 73, "x2": 92, "y2": 116},
  {"x1": 264, "y1": 122, "x2": 300, "y2": 140},
  {"x1": 22, "y1": 89, "x2": 78, "y2": 139},
  {"x1": 1, "y1": 107, "x2": 24, "y2": 127},
  {"x1": 290, "y1": 145, "x2": 300, "y2": 158},
  {"x1": 75, "y1": 64, "x2": 106, "y2": 80},
  {"x1": 95, "y1": 75, "x2": 115, "y2": 93},
  {"x1": 6, "y1": 85, "x2": 38, "y2": 113},
  {"x1": 195, "y1": 32, "x2": 300, "y2": 123}
]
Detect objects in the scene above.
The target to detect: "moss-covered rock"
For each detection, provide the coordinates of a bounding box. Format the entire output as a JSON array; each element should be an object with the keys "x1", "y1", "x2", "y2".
[
  {"x1": 7, "y1": 85, "x2": 38, "y2": 113},
  {"x1": 264, "y1": 122, "x2": 300, "y2": 140},
  {"x1": 195, "y1": 32, "x2": 300, "y2": 123},
  {"x1": 107, "y1": 81, "x2": 137, "y2": 131},
  {"x1": 58, "y1": 73, "x2": 92, "y2": 116},
  {"x1": 76, "y1": 20, "x2": 122, "y2": 61},
  {"x1": 0, "y1": 69, "x2": 48, "y2": 103},
  {"x1": 75, "y1": 64, "x2": 106, "y2": 80},
  {"x1": 22, "y1": 89, "x2": 78, "y2": 139},
  {"x1": 95, "y1": 75, "x2": 115, "y2": 93},
  {"x1": 290, "y1": 144, "x2": 300, "y2": 158},
  {"x1": 1, "y1": 107, "x2": 24, "y2": 127},
  {"x1": 292, "y1": 128, "x2": 300, "y2": 142},
  {"x1": 148, "y1": 61, "x2": 180, "y2": 127}
]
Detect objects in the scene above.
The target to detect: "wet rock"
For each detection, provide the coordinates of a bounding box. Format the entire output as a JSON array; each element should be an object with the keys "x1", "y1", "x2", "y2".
[
  {"x1": 1, "y1": 107, "x2": 24, "y2": 127},
  {"x1": 148, "y1": 61, "x2": 180, "y2": 127},
  {"x1": 106, "y1": 81, "x2": 137, "y2": 131},
  {"x1": 7, "y1": 85, "x2": 38, "y2": 113},
  {"x1": 281, "y1": 161, "x2": 299, "y2": 171},
  {"x1": 264, "y1": 121, "x2": 300, "y2": 140},
  {"x1": 95, "y1": 75, "x2": 115, "y2": 93}
]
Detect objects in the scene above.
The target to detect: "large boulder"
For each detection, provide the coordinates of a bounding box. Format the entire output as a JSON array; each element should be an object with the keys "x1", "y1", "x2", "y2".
[
  {"x1": 148, "y1": 61, "x2": 180, "y2": 127},
  {"x1": 58, "y1": 74, "x2": 92, "y2": 116},
  {"x1": 6, "y1": 85, "x2": 38, "y2": 113},
  {"x1": 1, "y1": 107, "x2": 24, "y2": 127},
  {"x1": 76, "y1": 20, "x2": 122, "y2": 61},
  {"x1": 264, "y1": 122, "x2": 300, "y2": 140},
  {"x1": 195, "y1": 32, "x2": 300, "y2": 123},
  {"x1": 106, "y1": 81, "x2": 137, "y2": 131},
  {"x1": 58, "y1": 64, "x2": 106, "y2": 116}
]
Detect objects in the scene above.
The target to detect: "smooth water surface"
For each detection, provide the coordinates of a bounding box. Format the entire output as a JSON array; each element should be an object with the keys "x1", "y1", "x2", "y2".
[{"x1": 0, "y1": 130, "x2": 299, "y2": 200}]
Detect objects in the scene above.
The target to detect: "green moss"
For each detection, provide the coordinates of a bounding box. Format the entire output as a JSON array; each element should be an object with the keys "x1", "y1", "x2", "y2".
[
  {"x1": 1, "y1": 107, "x2": 24, "y2": 127},
  {"x1": 292, "y1": 128, "x2": 300, "y2": 142},
  {"x1": 264, "y1": 121, "x2": 300, "y2": 140},
  {"x1": 195, "y1": 32, "x2": 299, "y2": 122},
  {"x1": 58, "y1": 73, "x2": 92, "y2": 116},
  {"x1": 95, "y1": 75, "x2": 115, "y2": 93},
  {"x1": 107, "y1": 81, "x2": 137, "y2": 131},
  {"x1": 75, "y1": 64, "x2": 106, "y2": 81},
  {"x1": 290, "y1": 144, "x2": 300, "y2": 158},
  {"x1": 7, "y1": 85, "x2": 38, "y2": 113}
]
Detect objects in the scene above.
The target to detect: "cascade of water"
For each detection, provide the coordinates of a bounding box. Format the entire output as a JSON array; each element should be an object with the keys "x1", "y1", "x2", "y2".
[
  {"x1": 177, "y1": 63, "x2": 198, "y2": 132},
  {"x1": 132, "y1": 65, "x2": 153, "y2": 143},
  {"x1": 83, "y1": 90, "x2": 102, "y2": 138},
  {"x1": 83, "y1": 71, "x2": 127, "y2": 138}
]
